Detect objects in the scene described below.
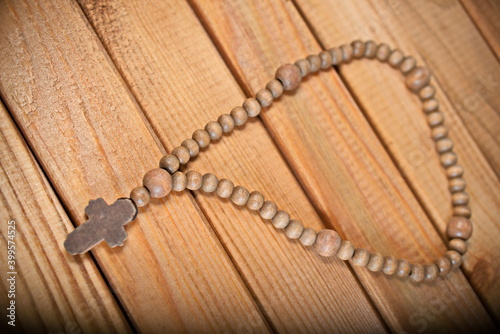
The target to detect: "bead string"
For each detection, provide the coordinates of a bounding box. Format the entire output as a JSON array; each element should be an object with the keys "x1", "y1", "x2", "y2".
[{"x1": 128, "y1": 40, "x2": 473, "y2": 283}]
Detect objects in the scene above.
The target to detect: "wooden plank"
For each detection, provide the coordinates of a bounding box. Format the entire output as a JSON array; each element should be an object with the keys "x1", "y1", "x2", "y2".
[
  {"x1": 0, "y1": 102, "x2": 131, "y2": 334},
  {"x1": 0, "y1": 1, "x2": 270, "y2": 333},
  {"x1": 190, "y1": 0, "x2": 496, "y2": 332},
  {"x1": 294, "y1": 0, "x2": 500, "y2": 324},
  {"x1": 460, "y1": 0, "x2": 500, "y2": 59},
  {"x1": 77, "y1": 0, "x2": 387, "y2": 332}
]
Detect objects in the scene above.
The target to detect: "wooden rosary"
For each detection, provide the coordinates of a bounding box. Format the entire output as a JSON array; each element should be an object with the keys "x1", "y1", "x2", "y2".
[{"x1": 64, "y1": 40, "x2": 473, "y2": 283}]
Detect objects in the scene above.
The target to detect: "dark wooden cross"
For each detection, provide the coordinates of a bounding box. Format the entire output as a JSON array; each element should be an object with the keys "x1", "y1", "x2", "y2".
[{"x1": 64, "y1": 198, "x2": 137, "y2": 254}]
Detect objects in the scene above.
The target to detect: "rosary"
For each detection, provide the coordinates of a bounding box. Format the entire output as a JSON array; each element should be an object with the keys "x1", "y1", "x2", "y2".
[{"x1": 64, "y1": 40, "x2": 472, "y2": 283}]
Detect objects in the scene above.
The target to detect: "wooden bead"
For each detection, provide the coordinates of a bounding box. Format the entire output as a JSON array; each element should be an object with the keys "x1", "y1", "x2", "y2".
[
  {"x1": 230, "y1": 106, "x2": 248, "y2": 126},
  {"x1": 205, "y1": 121, "x2": 223, "y2": 140},
  {"x1": 376, "y1": 43, "x2": 391, "y2": 62},
  {"x1": 388, "y1": 49, "x2": 404, "y2": 68},
  {"x1": 192, "y1": 129, "x2": 211, "y2": 148},
  {"x1": 243, "y1": 97, "x2": 262, "y2": 118},
  {"x1": 337, "y1": 240, "x2": 355, "y2": 260},
  {"x1": 453, "y1": 205, "x2": 472, "y2": 218},
  {"x1": 201, "y1": 173, "x2": 219, "y2": 193},
  {"x1": 424, "y1": 263, "x2": 439, "y2": 281},
  {"x1": 364, "y1": 40, "x2": 377, "y2": 58},
  {"x1": 449, "y1": 238, "x2": 468, "y2": 255},
  {"x1": 130, "y1": 186, "x2": 150, "y2": 207},
  {"x1": 409, "y1": 263, "x2": 425, "y2": 282},
  {"x1": 143, "y1": 168, "x2": 172, "y2": 198},
  {"x1": 447, "y1": 165, "x2": 464, "y2": 179},
  {"x1": 423, "y1": 98, "x2": 439, "y2": 113},
  {"x1": 256, "y1": 89, "x2": 274, "y2": 108},
  {"x1": 313, "y1": 229, "x2": 341, "y2": 257},
  {"x1": 285, "y1": 220, "x2": 304, "y2": 239},
  {"x1": 400, "y1": 56, "x2": 416, "y2": 75},
  {"x1": 449, "y1": 177, "x2": 466, "y2": 193},
  {"x1": 275, "y1": 63, "x2": 302, "y2": 91},
  {"x1": 435, "y1": 256, "x2": 452, "y2": 276},
  {"x1": 340, "y1": 44, "x2": 353, "y2": 62},
  {"x1": 440, "y1": 152, "x2": 458, "y2": 168},
  {"x1": 307, "y1": 54, "x2": 321, "y2": 73},
  {"x1": 445, "y1": 250, "x2": 463, "y2": 268},
  {"x1": 452, "y1": 192, "x2": 469, "y2": 206},
  {"x1": 266, "y1": 79, "x2": 283, "y2": 98},
  {"x1": 231, "y1": 185, "x2": 250, "y2": 206},
  {"x1": 367, "y1": 253, "x2": 384, "y2": 272},
  {"x1": 217, "y1": 114, "x2": 235, "y2": 133},
  {"x1": 216, "y1": 178, "x2": 234, "y2": 198},
  {"x1": 419, "y1": 85, "x2": 436, "y2": 101},
  {"x1": 295, "y1": 58, "x2": 311, "y2": 77},
  {"x1": 319, "y1": 51, "x2": 332, "y2": 69},
  {"x1": 299, "y1": 227, "x2": 317, "y2": 246},
  {"x1": 181, "y1": 138, "x2": 200, "y2": 158},
  {"x1": 382, "y1": 256, "x2": 398, "y2": 275},
  {"x1": 259, "y1": 200, "x2": 277, "y2": 220},
  {"x1": 428, "y1": 111, "x2": 444, "y2": 128},
  {"x1": 159, "y1": 154, "x2": 180, "y2": 174},
  {"x1": 351, "y1": 248, "x2": 370, "y2": 267},
  {"x1": 447, "y1": 216, "x2": 472, "y2": 240},
  {"x1": 351, "y1": 40, "x2": 365, "y2": 59},
  {"x1": 247, "y1": 191, "x2": 265, "y2": 211},
  {"x1": 329, "y1": 47, "x2": 342, "y2": 65},
  {"x1": 396, "y1": 259, "x2": 412, "y2": 277},
  {"x1": 172, "y1": 145, "x2": 190, "y2": 165},
  {"x1": 172, "y1": 171, "x2": 187, "y2": 192},
  {"x1": 436, "y1": 138, "x2": 453, "y2": 153},
  {"x1": 272, "y1": 210, "x2": 290, "y2": 229},
  {"x1": 406, "y1": 67, "x2": 432, "y2": 93},
  {"x1": 431, "y1": 125, "x2": 448, "y2": 141},
  {"x1": 186, "y1": 171, "x2": 203, "y2": 190}
]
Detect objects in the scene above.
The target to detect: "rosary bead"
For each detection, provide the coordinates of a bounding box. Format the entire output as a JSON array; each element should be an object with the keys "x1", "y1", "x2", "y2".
[
  {"x1": 231, "y1": 185, "x2": 250, "y2": 206},
  {"x1": 367, "y1": 253, "x2": 384, "y2": 272},
  {"x1": 376, "y1": 43, "x2": 391, "y2": 62},
  {"x1": 382, "y1": 256, "x2": 398, "y2": 275},
  {"x1": 406, "y1": 67, "x2": 432, "y2": 93},
  {"x1": 172, "y1": 146, "x2": 191, "y2": 165},
  {"x1": 419, "y1": 85, "x2": 436, "y2": 101},
  {"x1": 428, "y1": 112, "x2": 445, "y2": 128},
  {"x1": 440, "y1": 152, "x2": 458, "y2": 168},
  {"x1": 453, "y1": 205, "x2": 472, "y2": 218},
  {"x1": 186, "y1": 171, "x2": 203, "y2": 190},
  {"x1": 435, "y1": 256, "x2": 452, "y2": 276},
  {"x1": 247, "y1": 191, "x2": 265, "y2": 211},
  {"x1": 400, "y1": 56, "x2": 417, "y2": 75},
  {"x1": 130, "y1": 186, "x2": 150, "y2": 207},
  {"x1": 243, "y1": 97, "x2": 262, "y2": 118},
  {"x1": 396, "y1": 259, "x2": 412, "y2": 277},
  {"x1": 409, "y1": 263, "x2": 425, "y2": 282},
  {"x1": 388, "y1": 49, "x2": 404, "y2": 68},
  {"x1": 192, "y1": 129, "x2": 211, "y2": 148},
  {"x1": 351, "y1": 248, "x2": 370, "y2": 267},
  {"x1": 285, "y1": 219, "x2": 304, "y2": 239},
  {"x1": 423, "y1": 98, "x2": 439, "y2": 114},
  {"x1": 449, "y1": 238, "x2": 468, "y2": 255},
  {"x1": 307, "y1": 54, "x2": 321, "y2": 73},
  {"x1": 217, "y1": 114, "x2": 235, "y2": 133},
  {"x1": 329, "y1": 47, "x2": 342, "y2": 65},
  {"x1": 431, "y1": 125, "x2": 448, "y2": 141},
  {"x1": 447, "y1": 216, "x2": 473, "y2": 240},
  {"x1": 424, "y1": 263, "x2": 439, "y2": 281},
  {"x1": 449, "y1": 177, "x2": 466, "y2": 193},
  {"x1": 319, "y1": 51, "x2": 333, "y2": 69},
  {"x1": 313, "y1": 229, "x2": 341, "y2": 257},
  {"x1": 351, "y1": 40, "x2": 365, "y2": 59},
  {"x1": 256, "y1": 89, "x2": 274, "y2": 108},
  {"x1": 337, "y1": 240, "x2": 355, "y2": 260},
  {"x1": 272, "y1": 210, "x2": 290, "y2": 229},
  {"x1": 295, "y1": 58, "x2": 311, "y2": 77},
  {"x1": 201, "y1": 173, "x2": 219, "y2": 193},
  {"x1": 364, "y1": 40, "x2": 377, "y2": 58},
  {"x1": 275, "y1": 63, "x2": 302, "y2": 91},
  {"x1": 143, "y1": 168, "x2": 172, "y2": 198},
  {"x1": 181, "y1": 138, "x2": 200, "y2": 158},
  {"x1": 205, "y1": 121, "x2": 223, "y2": 140},
  {"x1": 216, "y1": 178, "x2": 234, "y2": 199},
  {"x1": 230, "y1": 106, "x2": 249, "y2": 126},
  {"x1": 447, "y1": 165, "x2": 464, "y2": 179},
  {"x1": 340, "y1": 44, "x2": 353, "y2": 63},
  {"x1": 172, "y1": 171, "x2": 187, "y2": 192},
  {"x1": 266, "y1": 79, "x2": 284, "y2": 98},
  {"x1": 259, "y1": 200, "x2": 277, "y2": 220},
  {"x1": 452, "y1": 192, "x2": 469, "y2": 206},
  {"x1": 445, "y1": 250, "x2": 463, "y2": 268},
  {"x1": 159, "y1": 154, "x2": 180, "y2": 174},
  {"x1": 436, "y1": 138, "x2": 453, "y2": 153},
  {"x1": 299, "y1": 227, "x2": 317, "y2": 246}
]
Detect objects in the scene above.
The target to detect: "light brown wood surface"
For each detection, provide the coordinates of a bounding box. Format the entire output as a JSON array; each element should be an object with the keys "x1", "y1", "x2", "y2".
[{"x1": 0, "y1": 0, "x2": 498, "y2": 333}]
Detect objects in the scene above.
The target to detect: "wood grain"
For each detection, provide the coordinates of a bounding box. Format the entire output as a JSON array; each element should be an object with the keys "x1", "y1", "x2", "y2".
[
  {"x1": 190, "y1": 0, "x2": 496, "y2": 332},
  {"x1": 78, "y1": 0, "x2": 387, "y2": 332},
  {"x1": 0, "y1": 101, "x2": 131, "y2": 334},
  {"x1": 0, "y1": 0, "x2": 270, "y2": 332},
  {"x1": 294, "y1": 0, "x2": 500, "y2": 322}
]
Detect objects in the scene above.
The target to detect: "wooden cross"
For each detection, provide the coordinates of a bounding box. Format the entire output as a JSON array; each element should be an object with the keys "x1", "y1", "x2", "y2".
[{"x1": 64, "y1": 198, "x2": 137, "y2": 254}]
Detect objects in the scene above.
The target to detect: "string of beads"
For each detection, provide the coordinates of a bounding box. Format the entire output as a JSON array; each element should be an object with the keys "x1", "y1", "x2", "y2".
[{"x1": 129, "y1": 40, "x2": 472, "y2": 283}]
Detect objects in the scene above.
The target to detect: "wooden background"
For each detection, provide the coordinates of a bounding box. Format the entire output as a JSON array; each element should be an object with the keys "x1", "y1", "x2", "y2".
[{"x1": 0, "y1": 0, "x2": 499, "y2": 333}]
